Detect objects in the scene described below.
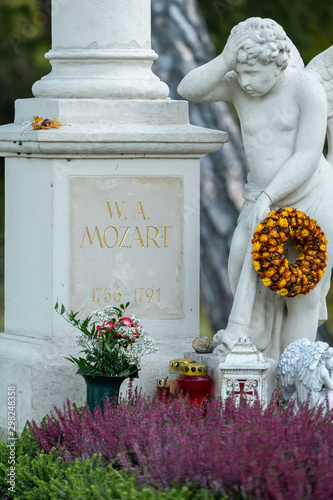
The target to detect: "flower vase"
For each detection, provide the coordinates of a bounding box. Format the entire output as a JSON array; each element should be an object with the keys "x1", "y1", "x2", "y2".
[{"x1": 82, "y1": 374, "x2": 126, "y2": 414}]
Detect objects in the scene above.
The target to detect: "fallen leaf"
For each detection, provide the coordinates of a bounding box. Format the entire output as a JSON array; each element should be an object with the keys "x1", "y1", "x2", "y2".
[{"x1": 32, "y1": 116, "x2": 62, "y2": 130}]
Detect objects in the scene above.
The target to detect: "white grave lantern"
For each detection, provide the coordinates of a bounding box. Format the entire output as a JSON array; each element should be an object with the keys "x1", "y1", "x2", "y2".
[
  {"x1": 0, "y1": 0, "x2": 226, "y2": 432},
  {"x1": 219, "y1": 337, "x2": 271, "y2": 407}
]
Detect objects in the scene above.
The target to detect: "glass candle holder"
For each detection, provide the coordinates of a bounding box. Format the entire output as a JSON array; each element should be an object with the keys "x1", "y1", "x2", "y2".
[
  {"x1": 156, "y1": 378, "x2": 170, "y2": 402},
  {"x1": 169, "y1": 358, "x2": 195, "y2": 396},
  {"x1": 177, "y1": 363, "x2": 212, "y2": 406}
]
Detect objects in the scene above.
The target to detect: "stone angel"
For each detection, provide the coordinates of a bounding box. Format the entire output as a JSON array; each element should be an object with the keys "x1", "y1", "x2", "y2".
[
  {"x1": 276, "y1": 338, "x2": 333, "y2": 411},
  {"x1": 178, "y1": 17, "x2": 333, "y2": 362}
]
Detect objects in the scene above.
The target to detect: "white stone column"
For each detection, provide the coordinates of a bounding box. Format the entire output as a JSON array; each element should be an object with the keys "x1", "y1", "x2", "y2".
[
  {"x1": 0, "y1": 0, "x2": 227, "y2": 433},
  {"x1": 32, "y1": 0, "x2": 169, "y2": 99}
]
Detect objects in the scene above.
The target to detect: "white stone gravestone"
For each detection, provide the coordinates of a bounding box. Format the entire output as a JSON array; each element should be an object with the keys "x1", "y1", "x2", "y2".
[{"x1": 0, "y1": 0, "x2": 226, "y2": 432}]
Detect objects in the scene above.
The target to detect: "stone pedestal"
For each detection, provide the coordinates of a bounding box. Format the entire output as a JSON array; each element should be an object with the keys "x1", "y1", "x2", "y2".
[{"x1": 0, "y1": 0, "x2": 227, "y2": 432}]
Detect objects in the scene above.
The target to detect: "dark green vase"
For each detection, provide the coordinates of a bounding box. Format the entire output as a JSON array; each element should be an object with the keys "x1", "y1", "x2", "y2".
[{"x1": 82, "y1": 374, "x2": 126, "y2": 414}]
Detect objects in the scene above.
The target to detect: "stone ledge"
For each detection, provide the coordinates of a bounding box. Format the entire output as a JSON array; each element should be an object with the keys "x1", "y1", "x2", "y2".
[
  {"x1": 0, "y1": 124, "x2": 227, "y2": 157},
  {"x1": 14, "y1": 98, "x2": 190, "y2": 125}
]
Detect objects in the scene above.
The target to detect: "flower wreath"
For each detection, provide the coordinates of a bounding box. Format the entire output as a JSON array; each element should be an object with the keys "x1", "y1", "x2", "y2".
[{"x1": 252, "y1": 208, "x2": 327, "y2": 297}]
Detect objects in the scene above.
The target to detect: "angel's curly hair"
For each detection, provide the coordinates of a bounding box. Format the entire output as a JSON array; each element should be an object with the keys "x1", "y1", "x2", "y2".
[
  {"x1": 231, "y1": 17, "x2": 290, "y2": 69},
  {"x1": 321, "y1": 347, "x2": 333, "y2": 364}
]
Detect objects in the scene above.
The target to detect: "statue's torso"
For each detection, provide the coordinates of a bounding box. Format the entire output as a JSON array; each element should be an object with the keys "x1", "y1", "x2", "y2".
[{"x1": 233, "y1": 69, "x2": 310, "y2": 189}]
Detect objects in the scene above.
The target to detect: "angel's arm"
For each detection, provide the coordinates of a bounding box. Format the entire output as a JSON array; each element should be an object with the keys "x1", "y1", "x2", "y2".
[
  {"x1": 322, "y1": 372, "x2": 333, "y2": 390},
  {"x1": 177, "y1": 30, "x2": 248, "y2": 103}
]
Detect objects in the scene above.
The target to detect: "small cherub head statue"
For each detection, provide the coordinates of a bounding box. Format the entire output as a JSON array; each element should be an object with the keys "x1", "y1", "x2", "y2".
[
  {"x1": 322, "y1": 347, "x2": 333, "y2": 372},
  {"x1": 277, "y1": 339, "x2": 333, "y2": 411},
  {"x1": 231, "y1": 17, "x2": 290, "y2": 70}
]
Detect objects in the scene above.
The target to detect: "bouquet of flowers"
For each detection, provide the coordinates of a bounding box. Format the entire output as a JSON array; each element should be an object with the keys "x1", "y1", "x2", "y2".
[{"x1": 55, "y1": 301, "x2": 158, "y2": 378}]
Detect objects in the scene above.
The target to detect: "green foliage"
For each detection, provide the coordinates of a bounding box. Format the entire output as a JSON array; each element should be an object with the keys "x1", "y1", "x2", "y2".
[
  {"x1": 197, "y1": 0, "x2": 333, "y2": 64},
  {"x1": 0, "y1": 426, "x2": 38, "y2": 495},
  {"x1": 0, "y1": 444, "x2": 229, "y2": 500},
  {"x1": 0, "y1": 0, "x2": 51, "y2": 125},
  {"x1": 15, "y1": 425, "x2": 39, "y2": 458},
  {"x1": 15, "y1": 455, "x2": 226, "y2": 499}
]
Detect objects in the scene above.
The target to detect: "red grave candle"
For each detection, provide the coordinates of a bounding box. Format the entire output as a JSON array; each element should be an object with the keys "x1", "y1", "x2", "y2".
[
  {"x1": 177, "y1": 363, "x2": 212, "y2": 406},
  {"x1": 156, "y1": 378, "x2": 170, "y2": 402}
]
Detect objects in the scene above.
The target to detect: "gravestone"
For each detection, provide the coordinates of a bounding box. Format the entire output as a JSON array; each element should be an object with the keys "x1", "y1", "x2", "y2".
[{"x1": 0, "y1": 0, "x2": 226, "y2": 432}]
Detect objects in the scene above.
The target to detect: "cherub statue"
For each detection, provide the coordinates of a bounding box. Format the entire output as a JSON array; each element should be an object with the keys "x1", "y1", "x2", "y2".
[
  {"x1": 276, "y1": 338, "x2": 333, "y2": 411},
  {"x1": 178, "y1": 17, "x2": 333, "y2": 362}
]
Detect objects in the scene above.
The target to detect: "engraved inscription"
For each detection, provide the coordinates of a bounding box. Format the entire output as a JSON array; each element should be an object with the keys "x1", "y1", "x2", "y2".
[
  {"x1": 70, "y1": 176, "x2": 184, "y2": 319},
  {"x1": 80, "y1": 202, "x2": 172, "y2": 249},
  {"x1": 90, "y1": 287, "x2": 161, "y2": 304}
]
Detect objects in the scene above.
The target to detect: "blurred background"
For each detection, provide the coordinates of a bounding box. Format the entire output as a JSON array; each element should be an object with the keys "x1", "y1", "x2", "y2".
[{"x1": 0, "y1": 0, "x2": 333, "y2": 339}]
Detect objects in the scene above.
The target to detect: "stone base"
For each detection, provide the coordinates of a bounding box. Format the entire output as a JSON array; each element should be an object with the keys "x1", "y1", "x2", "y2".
[
  {"x1": 0, "y1": 332, "x2": 192, "y2": 434},
  {"x1": 0, "y1": 334, "x2": 85, "y2": 434}
]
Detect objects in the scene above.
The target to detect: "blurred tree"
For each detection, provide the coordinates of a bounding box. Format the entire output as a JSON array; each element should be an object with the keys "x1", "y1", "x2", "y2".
[
  {"x1": 197, "y1": 0, "x2": 333, "y2": 64},
  {"x1": 0, "y1": 0, "x2": 50, "y2": 125}
]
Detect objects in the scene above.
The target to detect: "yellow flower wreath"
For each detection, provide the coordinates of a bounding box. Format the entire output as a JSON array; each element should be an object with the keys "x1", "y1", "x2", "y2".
[{"x1": 252, "y1": 208, "x2": 327, "y2": 298}]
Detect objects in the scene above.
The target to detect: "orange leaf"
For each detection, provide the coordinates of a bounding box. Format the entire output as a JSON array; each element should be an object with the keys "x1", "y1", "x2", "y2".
[
  {"x1": 50, "y1": 119, "x2": 62, "y2": 128},
  {"x1": 32, "y1": 116, "x2": 62, "y2": 130}
]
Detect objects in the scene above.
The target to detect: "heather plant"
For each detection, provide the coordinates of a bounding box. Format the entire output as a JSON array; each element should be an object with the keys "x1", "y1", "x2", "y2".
[{"x1": 27, "y1": 393, "x2": 333, "y2": 500}]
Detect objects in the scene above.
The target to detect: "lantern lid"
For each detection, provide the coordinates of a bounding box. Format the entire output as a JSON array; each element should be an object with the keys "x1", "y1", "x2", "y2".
[
  {"x1": 181, "y1": 363, "x2": 208, "y2": 376},
  {"x1": 219, "y1": 337, "x2": 271, "y2": 371},
  {"x1": 169, "y1": 358, "x2": 195, "y2": 370},
  {"x1": 157, "y1": 378, "x2": 170, "y2": 387}
]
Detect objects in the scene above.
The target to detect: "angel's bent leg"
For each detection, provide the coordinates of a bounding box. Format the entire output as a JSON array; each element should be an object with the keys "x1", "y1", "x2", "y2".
[
  {"x1": 281, "y1": 241, "x2": 333, "y2": 353},
  {"x1": 281, "y1": 286, "x2": 322, "y2": 353},
  {"x1": 214, "y1": 218, "x2": 258, "y2": 353},
  {"x1": 228, "y1": 217, "x2": 250, "y2": 296}
]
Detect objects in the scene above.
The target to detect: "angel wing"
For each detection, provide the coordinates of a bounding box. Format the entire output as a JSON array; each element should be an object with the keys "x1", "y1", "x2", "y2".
[
  {"x1": 305, "y1": 46, "x2": 333, "y2": 165},
  {"x1": 276, "y1": 338, "x2": 311, "y2": 401},
  {"x1": 296, "y1": 341, "x2": 329, "y2": 407},
  {"x1": 286, "y1": 36, "x2": 304, "y2": 71}
]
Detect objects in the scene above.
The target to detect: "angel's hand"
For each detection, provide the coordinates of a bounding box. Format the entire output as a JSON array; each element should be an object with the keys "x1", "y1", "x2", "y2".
[
  {"x1": 247, "y1": 191, "x2": 272, "y2": 233},
  {"x1": 323, "y1": 367, "x2": 333, "y2": 390},
  {"x1": 222, "y1": 30, "x2": 249, "y2": 71}
]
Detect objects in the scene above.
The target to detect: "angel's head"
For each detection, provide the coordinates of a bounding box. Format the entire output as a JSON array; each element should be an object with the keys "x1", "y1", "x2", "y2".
[
  {"x1": 323, "y1": 347, "x2": 333, "y2": 371},
  {"x1": 231, "y1": 18, "x2": 290, "y2": 97},
  {"x1": 232, "y1": 17, "x2": 290, "y2": 69}
]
